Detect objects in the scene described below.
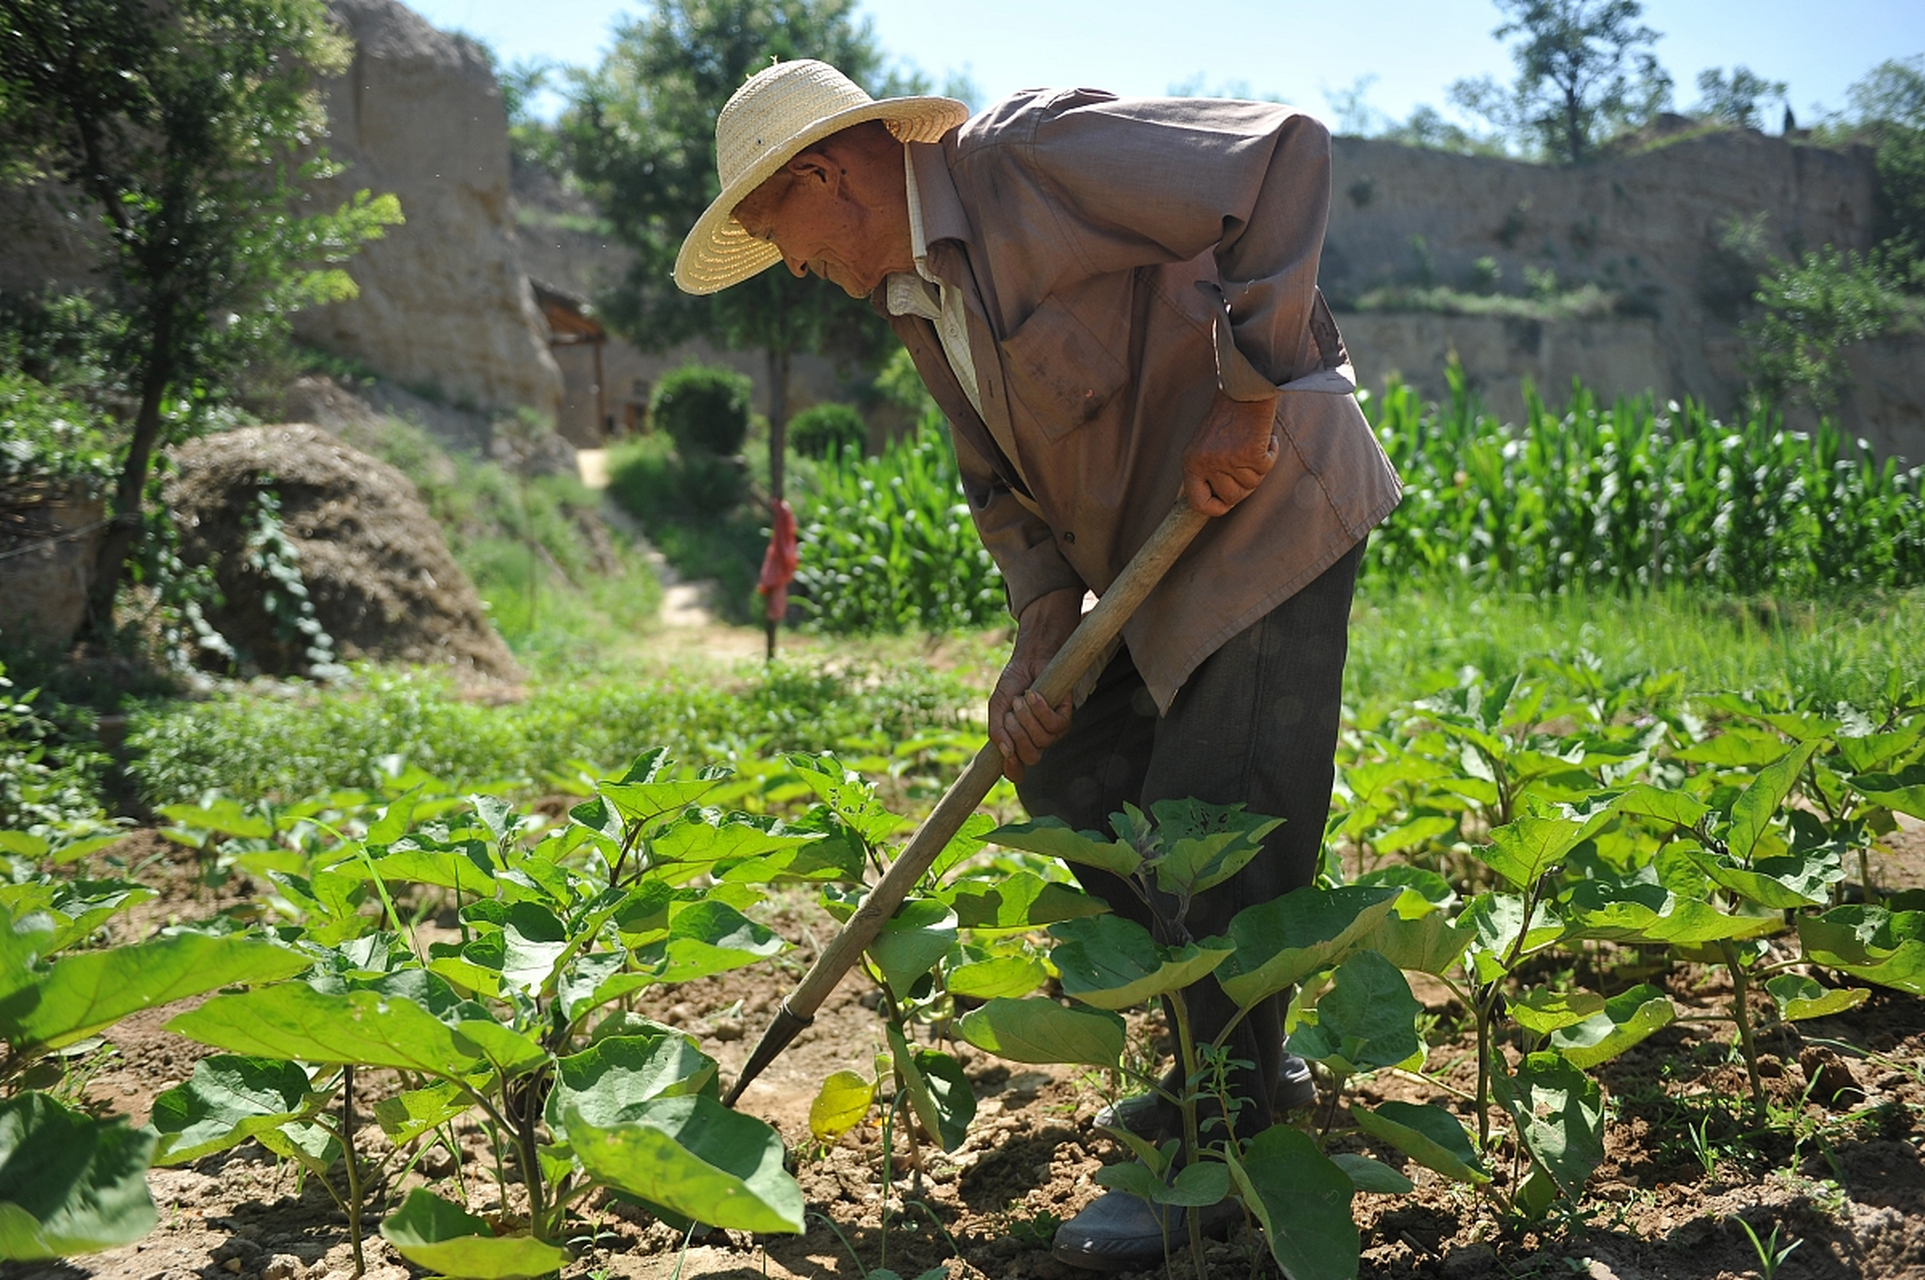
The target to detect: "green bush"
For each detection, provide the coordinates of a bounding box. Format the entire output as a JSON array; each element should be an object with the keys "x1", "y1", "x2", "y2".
[
  {"x1": 788, "y1": 401, "x2": 867, "y2": 458},
  {"x1": 0, "y1": 371, "x2": 115, "y2": 498},
  {"x1": 604, "y1": 432, "x2": 761, "y2": 619},
  {"x1": 1365, "y1": 368, "x2": 1925, "y2": 595},
  {"x1": 651, "y1": 364, "x2": 752, "y2": 458},
  {"x1": 0, "y1": 661, "x2": 108, "y2": 831},
  {"x1": 792, "y1": 419, "x2": 1005, "y2": 634}
]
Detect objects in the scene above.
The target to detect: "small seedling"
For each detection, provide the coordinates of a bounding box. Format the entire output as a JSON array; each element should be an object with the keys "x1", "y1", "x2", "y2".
[{"x1": 1731, "y1": 1217, "x2": 1801, "y2": 1280}]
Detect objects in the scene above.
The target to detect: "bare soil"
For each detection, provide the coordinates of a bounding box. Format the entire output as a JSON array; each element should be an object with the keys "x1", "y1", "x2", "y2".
[{"x1": 15, "y1": 829, "x2": 1925, "y2": 1280}]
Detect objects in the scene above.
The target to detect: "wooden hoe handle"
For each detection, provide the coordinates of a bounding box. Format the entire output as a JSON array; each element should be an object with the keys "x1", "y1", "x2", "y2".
[{"x1": 724, "y1": 496, "x2": 1212, "y2": 1106}]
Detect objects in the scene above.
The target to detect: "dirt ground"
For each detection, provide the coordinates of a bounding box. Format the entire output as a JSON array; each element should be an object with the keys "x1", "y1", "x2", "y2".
[{"x1": 13, "y1": 825, "x2": 1925, "y2": 1280}]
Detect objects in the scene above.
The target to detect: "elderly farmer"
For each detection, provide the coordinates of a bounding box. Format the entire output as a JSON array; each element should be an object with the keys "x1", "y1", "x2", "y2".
[{"x1": 676, "y1": 60, "x2": 1400, "y2": 1270}]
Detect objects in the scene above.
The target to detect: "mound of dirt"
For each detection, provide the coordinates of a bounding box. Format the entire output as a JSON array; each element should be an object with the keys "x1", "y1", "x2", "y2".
[{"x1": 167, "y1": 423, "x2": 520, "y2": 680}]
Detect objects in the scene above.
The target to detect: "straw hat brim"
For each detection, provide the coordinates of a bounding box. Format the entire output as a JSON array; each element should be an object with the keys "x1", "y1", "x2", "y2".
[{"x1": 675, "y1": 95, "x2": 969, "y2": 295}]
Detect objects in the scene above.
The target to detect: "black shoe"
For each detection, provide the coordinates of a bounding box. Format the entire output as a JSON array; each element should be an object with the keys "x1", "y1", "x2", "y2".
[
  {"x1": 1091, "y1": 1053, "x2": 1317, "y2": 1137},
  {"x1": 1052, "y1": 1187, "x2": 1241, "y2": 1272}
]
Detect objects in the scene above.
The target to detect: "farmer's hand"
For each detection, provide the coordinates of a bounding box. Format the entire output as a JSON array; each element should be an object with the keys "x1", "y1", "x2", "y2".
[
  {"x1": 1182, "y1": 389, "x2": 1280, "y2": 516},
  {"x1": 989, "y1": 586, "x2": 1083, "y2": 783}
]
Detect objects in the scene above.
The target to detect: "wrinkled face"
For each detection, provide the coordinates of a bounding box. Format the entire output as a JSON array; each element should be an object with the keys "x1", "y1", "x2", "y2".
[{"x1": 732, "y1": 146, "x2": 907, "y2": 298}]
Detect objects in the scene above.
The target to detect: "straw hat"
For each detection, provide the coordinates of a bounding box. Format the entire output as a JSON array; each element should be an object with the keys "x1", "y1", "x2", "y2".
[{"x1": 674, "y1": 59, "x2": 969, "y2": 295}]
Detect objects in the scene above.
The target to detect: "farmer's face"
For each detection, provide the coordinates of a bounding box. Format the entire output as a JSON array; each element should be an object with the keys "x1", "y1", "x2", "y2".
[{"x1": 733, "y1": 141, "x2": 910, "y2": 298}]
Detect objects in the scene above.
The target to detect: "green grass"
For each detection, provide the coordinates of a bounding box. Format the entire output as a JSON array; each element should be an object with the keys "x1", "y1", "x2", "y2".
[
  {"x1": 123, "y1": 655, "x2": 979, "y2": 805},
  {"x1": 1348, "y1": 581, "x2": 1925, "y2": 716},
  {"x1": 331, "y1": 413, "x2": 664, "y2": 674}
]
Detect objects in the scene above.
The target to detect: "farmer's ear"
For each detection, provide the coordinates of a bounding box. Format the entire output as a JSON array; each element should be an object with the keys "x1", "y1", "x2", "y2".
[{"x1": 787, "y1": 149, "x2": 839, "y2": 189}]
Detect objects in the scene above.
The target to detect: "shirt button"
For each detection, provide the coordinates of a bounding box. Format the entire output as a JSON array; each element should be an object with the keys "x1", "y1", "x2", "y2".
[{"x1": 1062, "y1": 531, "x2": 1075, "y2": 544}]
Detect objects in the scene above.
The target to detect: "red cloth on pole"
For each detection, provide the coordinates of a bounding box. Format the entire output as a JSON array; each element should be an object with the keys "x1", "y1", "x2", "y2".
[{"x1": 757, "y1": 498, "x2": 799, "y2": 622}]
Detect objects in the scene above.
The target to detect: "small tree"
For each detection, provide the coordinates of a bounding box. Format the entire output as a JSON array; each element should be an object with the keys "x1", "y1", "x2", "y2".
[
  {"x1": 1845, "y1": 56, "x2": 1925, "y2": 265},
  {"x1": 1694, "y1": 66, "x2": 1788, "y2": 131},
  {"x1": 0, "y1": 0, "x2": 402, "y2": 636},
  {"x1": 556, "y1": 0, "x2": 898, "y2": 499},
  {"x1": 1449, "y1": 0, "x2": 1672, "y2": 163}
]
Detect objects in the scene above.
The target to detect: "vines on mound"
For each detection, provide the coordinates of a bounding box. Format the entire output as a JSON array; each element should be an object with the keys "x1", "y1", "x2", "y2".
[{"x1": 0, "y1": 665, "x2": 1920, "y2": 1279}]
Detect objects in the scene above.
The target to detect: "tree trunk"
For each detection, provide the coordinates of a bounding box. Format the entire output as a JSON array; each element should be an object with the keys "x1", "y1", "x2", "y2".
[{"x1": 85, "y1": 307, "x2": 174, "y2": 639}]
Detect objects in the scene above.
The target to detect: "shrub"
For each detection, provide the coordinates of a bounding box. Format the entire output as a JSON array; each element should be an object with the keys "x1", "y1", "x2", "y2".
[
  {"x1": 651, "y1": 364, "x2": 752, "y2": 458},
  {"x1": 0, "y1": 371, "x2": 116, "y2": 499},
  {"x1": 788, "y1": 401, "x2": 867, "y2": 458}
]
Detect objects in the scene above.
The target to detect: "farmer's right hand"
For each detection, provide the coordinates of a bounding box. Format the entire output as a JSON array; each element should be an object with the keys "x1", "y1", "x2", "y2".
[{"x1": 989, "y1": 586, "x2": 1083, "y2": 783}]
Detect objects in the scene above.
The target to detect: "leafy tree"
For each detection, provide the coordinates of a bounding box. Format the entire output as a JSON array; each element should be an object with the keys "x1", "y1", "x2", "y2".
[
  {"x1": 0, "y1": 0, "x2": 402, "y2": 636},
  {"x1": 1845, "y1": 55, "x2": 1925, "y2": 265},
  {"x1": 556, "y1": 0, "x2": 897, "y2": 503},
  {"x1": 1694, "y1": 66, "x2": 1788, "y2": 130},
  {"x1": 1744, "y1": 246, "x2": 1903, "y2": 413},
  {"x1": 1449, "y1": 0, "x2": 1672, "y2": 163}
]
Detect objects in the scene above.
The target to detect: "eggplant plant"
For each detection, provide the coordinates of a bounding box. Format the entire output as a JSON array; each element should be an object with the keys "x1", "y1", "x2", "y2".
[{"x1": 160, "y1": 749, "x2": 841, "y2": 1275}]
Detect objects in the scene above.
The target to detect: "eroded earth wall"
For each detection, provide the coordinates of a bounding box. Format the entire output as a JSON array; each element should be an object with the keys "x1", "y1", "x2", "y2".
[{"x1": 1324, "y1": 130, "x2": 1924, "y2": 460}]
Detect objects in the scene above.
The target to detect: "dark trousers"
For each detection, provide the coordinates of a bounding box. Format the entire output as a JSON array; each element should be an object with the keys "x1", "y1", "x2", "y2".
[{"x1": 1014, "y1": 537, "x2": 1364, "y2": 1140}]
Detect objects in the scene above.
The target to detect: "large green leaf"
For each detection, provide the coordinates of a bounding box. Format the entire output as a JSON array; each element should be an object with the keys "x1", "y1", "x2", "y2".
[
  {"x1": 1561, "y1": 875, "x2": 1780, "y2": 945},
  {"x1": 1047, "y1": 915, "x2": 1231, "y2": 1011},
  {"x1": 546, "y1": 1034, "x2": 719, "y2": 1134},
  {"x1": 867, "y1": 899, "x2": 958, "y2": 998},
  {"x1": 1851, "y1": 763, "x2": 1925, "y2": 819},
  {"x1": 1146, "y1": 799, "x2": 1281, "y2": 896},
  {"x1": 954, "y1": 998, "x2": 1125, "y2": 1066},
  {"x1": 150, "y1": 1056, "x2": 316, "y2": 1165},
  {"x1": 1726, "y1": 741, "x2": 1820, "y2": 860},
  {"x1": 380, "y1": 1189, "x2": 570, "y2": 1279},
  {"x1": 888, "y1": 1026, "x2": 973, "y2": 1152},
  {"x1": 1354, "y1": 908, "x2": 1476, "y2": 976},
  {"x1": 1224, "y1": 1123, "x2": 1358, "y2": 1280},
  {"x1": 1507, "y1": 990, "x2": 1605, "y2": 1036},
  {"x1": 1693, "y1": 847, "x2": 1843, "y2": 910},
  {"x1": 984, "y1": 818, "x2": 1141, "y2": 880},
  {"x1": 1479, "y1": 816, "x2": 1586, "y2": 888},
  {"x1": 645, "y1": 900, "x2": 785, "y2": 985},
  {"x1": 498, "y1": 903, "x2": 568, "y2": 996},
  {"x1": 0, "y1": 880, "x2": 154, "y2": 955},
  {"x1": 783, "y1": 755, "x2": 903, "y2": 846},
  {"x1": 1216, "y1": 885, "x2": 1402, "y2": 1007},
  {"x1": 1331, "y1": 1153, "x2": 1414, "y2": 1195},
  {"x1": 808, "y1": 1070, "x2": 874, "y2": 1143},
  {"x1": 1462, "y1": 892, "x2": 1564, "y2": 982},
  {"x1": 368, "y1": 846, "x2": 498, "y2": 895},
  {"x1": 1548, "y1": 984, "x2": 1674, "y2": 1068},
  {"x1": 940, "y1": 873, "x2": 1106, "y2": 929},
  {"x1": 0, "y1": 1092, "x2": 157, "y2": 1260},
  {"x1": 1763, "y1": 974, "x2": 1871, "y2": 1022},
  {"x1": 157, "y1": 799, "x2": 271, "y2": 840},
  {"x1": 373, "y1": 1082, "x2": 470, "y2": 1146},
  {"x1": 650, "y1": 809, "x2": 817, "y2": 867},
  {"x1": 1496, "y1": 1052, "x2": 1603, "y2": 1199},
  {"x1": 1796, "y1": 906, "x2": 1925, "y2": 994},
  {"x1": 946, "y1": 954, "x2": 1047, "y2": 1000},
  {"x1": 168, "y1": 984, "x2": 487, "y2": 1077},
  {"x1": 4, "y1": 933, "x2": 311, "y2": 1057},
  {"x1": 565, "y1": 1095, "x2": 804, "y2": 1233},
  {"x1": 1352, "y1": 1101, "x2": 1487, "y2": 1185},
  {"x1": 1287, "y1": 951, "x2": 1421, "y2": 1073}
]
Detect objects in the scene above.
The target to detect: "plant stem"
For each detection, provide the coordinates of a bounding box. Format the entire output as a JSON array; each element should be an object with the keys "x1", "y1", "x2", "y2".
[
  {"x1": 1167, "y1": 992, "x2": 1208, "y2": 1277},
  {"x1": 1719, "y1": 940, "x2": 1766, "y2": 1114},
  {"x1": 341, "y1": 1066, "x2": 365, "y2": 1277}
]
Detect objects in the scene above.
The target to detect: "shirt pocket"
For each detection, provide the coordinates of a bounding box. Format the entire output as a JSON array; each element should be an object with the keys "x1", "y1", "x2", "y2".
[{"x1": 997, "y1": 278, "x2": 1132, "y2": 444}]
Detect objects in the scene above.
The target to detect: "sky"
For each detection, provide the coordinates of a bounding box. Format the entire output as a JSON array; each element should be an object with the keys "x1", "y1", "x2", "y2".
[{"x1": 408, "y1": 0, "x2": 1924, "y2": 129}]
